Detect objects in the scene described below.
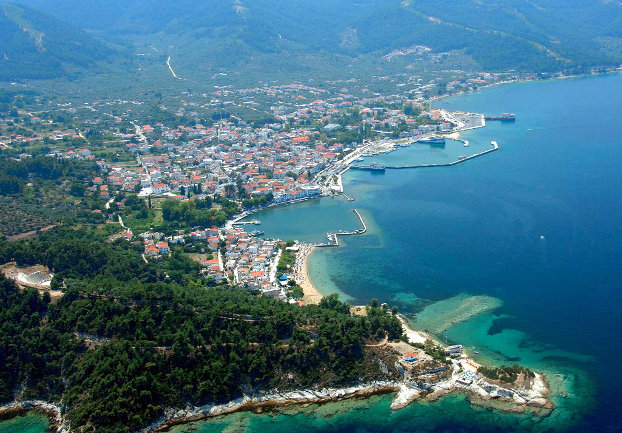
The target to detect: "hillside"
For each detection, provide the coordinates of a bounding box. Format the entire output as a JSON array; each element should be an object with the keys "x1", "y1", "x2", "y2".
[
  {"x1": 0, "y1": 226, "x2": 404, "y2": 433},
  {"x1": 10, "y1": 0, "x2": 622, "y2": 77},
  {"x1": 0, "y1": 3, "x2": 114, "y2": 81}
]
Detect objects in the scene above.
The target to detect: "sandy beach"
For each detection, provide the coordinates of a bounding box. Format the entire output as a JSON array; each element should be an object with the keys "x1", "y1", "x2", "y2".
[
  {"x1": 293, "y1": 243, "x2": 323, "y2": 305},
  {"x1": 443, "y1": 131, "x2": 462, "y2": 140},
  {"x1": 291, "y1": 242, "x2": 429, "y2": 347},
  {"x1": 395, "y1": 315, "x2": 428, "y2": 345}
]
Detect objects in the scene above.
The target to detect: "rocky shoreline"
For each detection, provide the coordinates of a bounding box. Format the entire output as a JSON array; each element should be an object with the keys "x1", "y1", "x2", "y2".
[
  {"x1": 147, "y1": 382, "x2": 401, "y2": 432},
  {"x1": 0, "y1": 400, "x2": 67, "y2": 432},
  {"x1": 0, "y1": 365, "x2": 554, "y2": 433},
  {"x1": 147, "y1": 371, "x2": 553, "y2": 432}
]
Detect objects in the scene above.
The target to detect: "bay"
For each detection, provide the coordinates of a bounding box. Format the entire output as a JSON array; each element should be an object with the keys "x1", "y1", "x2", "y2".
[
  {"x1": 226, "y1": 73, "x2": 621, "y2": 432},
  {"x1": 3, "y1": 73, "x2": 621, "y2": 432}
]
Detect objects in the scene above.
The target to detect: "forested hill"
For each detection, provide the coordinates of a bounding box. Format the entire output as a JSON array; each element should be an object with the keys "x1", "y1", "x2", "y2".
[
  {"x1": 0, "y1": 227, "x2": 404, "y2": 433},
  {"x1": 0, "y1": 3, "x2": 115, "y2": 80},
  {"x1": 9, "y1": 0, "x2": 622, "y2": 75}
]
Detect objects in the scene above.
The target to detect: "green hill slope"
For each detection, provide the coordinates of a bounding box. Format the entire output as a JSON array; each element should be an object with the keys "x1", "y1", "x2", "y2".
[
  {"x1": 0, "y1": 3, "x2": 114, "y2": 80},
  {"x1": 6, "y1": 0, "x2": 622, "y2": 79}
]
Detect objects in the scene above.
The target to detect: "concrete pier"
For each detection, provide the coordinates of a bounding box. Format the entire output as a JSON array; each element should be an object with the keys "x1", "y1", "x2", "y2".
[
  {"x1": 385, "y1": 140, "x2": 499, "y2": 170},
  {"x1": 316, "y1": 209, "x2": 367, "y2": 247},
  {"x1": 232, "y1": 219, "x2": 261, "y2": 225}
]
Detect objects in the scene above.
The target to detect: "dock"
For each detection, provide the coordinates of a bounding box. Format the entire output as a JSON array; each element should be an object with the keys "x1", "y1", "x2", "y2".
[
  {"x1": 315, "y1": 209, "x2": 367, "y2": 247},
  {"x1": 232, "y1": 219, "x2": 261, "y2": 225},
  {"x1": 384, "y1": 140, "x2": 499, "y2": 170}
]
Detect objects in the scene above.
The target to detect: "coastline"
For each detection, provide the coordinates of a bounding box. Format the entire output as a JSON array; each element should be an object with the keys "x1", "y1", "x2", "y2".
[
  {"x1": 144, "y1": 317, "x2": 554, "y2": 432},
  {"x1": 4, "y1": 73, "x2": 604, "y2": 433},
  {"x1": 0, "y1": 400, "x2": 65, "y2": 432},
  {"x1": 144, "y1": 71, "x2": 620, "y2": 432},
  {"x1": 429, "y1": 68, "x2": 622, "y2": 107},
  {"x1": 149, "y1": 373, "x2": 553, "y2": 433},
  {"x1": 294, "y1": 243, "x2": 323, "y2": 305},
  {"x1": 148, "y1": 382, "x2": 400, "y2": 433}
]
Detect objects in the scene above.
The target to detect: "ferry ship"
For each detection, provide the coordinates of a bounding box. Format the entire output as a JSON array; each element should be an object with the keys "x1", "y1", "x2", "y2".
[
  {"x1": 350, "y1": 162, "x2": 386, "y2": 172},
  {"x1": 485, "y1": 113, "x2": 516, "y2": 121},
  {"x1": 418, "y1": 136, "x2": 446, "y2": 145}
]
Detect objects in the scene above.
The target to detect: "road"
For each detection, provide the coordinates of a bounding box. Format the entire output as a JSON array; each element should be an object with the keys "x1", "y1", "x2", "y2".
[{"x1": 166, "y1": 56, "x2": 183, "y2": 80}]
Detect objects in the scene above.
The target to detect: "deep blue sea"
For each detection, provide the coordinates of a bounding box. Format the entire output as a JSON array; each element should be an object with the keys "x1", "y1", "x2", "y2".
[{"x1": 2, "y1": 74, "x2": 621, "y2": 432}]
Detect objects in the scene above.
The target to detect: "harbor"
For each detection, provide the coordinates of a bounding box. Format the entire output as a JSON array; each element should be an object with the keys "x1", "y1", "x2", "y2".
[
  {"x1": 315, "y1": 208, "x2": 367, "y2": 247},
  {"x1": 350, "y1": 140, "x2": 499, "y2": 171},
  {"x1": 383, "y1": 139, "x2": 499, "y2": 169},
  {"x1": 232, "y1": 219, "x2": 261, "y2": 225}
]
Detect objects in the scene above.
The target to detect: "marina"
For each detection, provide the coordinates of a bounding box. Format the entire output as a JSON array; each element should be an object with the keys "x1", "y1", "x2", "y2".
[
  {"x1": 349, "y1": 140, "x2": 499, "y2": 171},
  {"x1": 232, "y1": 219, "x2": 261, "y2": 225},
  {"x1": 384, "y1": 139, "x2": 498, "y2": 169},
  {"x1": 315, "y1": 209, "x2": 367, "y2": 247}
]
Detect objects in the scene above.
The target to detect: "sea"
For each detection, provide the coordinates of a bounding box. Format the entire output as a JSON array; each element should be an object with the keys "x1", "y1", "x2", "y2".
[{"x1": 2, "y1": 73, "x2": 621, "y2": 433}]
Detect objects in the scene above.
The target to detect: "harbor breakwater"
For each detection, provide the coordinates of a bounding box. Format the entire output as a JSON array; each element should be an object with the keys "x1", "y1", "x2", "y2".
[
  {"x1": 316, "y1": 209, "x2": 367, "y2": 247},
  {"x1": 384, "y1": 140, "x2": 499, "y2": 170}
]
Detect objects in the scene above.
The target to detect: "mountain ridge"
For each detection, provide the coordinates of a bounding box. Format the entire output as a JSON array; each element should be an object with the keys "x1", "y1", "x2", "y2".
[
  {"x1": 0, "y1": 2, "x2": 115, "y2": 81},
  {"x1": 3, "y1": 0, "x2": 622, "y2": 83}
]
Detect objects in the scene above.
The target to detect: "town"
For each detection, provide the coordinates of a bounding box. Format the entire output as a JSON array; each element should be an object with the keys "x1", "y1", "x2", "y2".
[{"x1": 0, "y1": 67, "x2": 522, "y2": 300}]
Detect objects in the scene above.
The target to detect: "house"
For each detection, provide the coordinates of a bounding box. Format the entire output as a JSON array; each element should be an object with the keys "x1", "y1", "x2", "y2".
[
  {"x1": 156, "y1": 241, "x2": 169, "y2": 255},
  {"x1": 203, "y1": 259, "x2": 220, "y2": 269},
  {"x1": 152, "y1": 183, "x2": 170, "y2": 194},
  {"x1": 404, "y1": 352, "x2": 419, "y2": 363},
  {"x1": 145, "y1": 244, "x2": 160, "y2": 256}
]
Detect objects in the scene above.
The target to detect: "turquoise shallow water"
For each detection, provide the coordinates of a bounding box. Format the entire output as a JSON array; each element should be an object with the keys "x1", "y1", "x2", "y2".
[
  {"x1": 229, "y1": 73, "x2": 622, "y2": 432},
  {"x1": 3, "y1": 74, "x2": 621, "y2": 432},
  {"x1": 0, "y1": 412, "x2": 50, "y2": 433}
]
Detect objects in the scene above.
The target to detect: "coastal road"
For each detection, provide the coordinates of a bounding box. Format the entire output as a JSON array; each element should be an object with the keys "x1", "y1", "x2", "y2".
[{"x1": 269, "y1": 248, "x2": 283, "y2": 283}]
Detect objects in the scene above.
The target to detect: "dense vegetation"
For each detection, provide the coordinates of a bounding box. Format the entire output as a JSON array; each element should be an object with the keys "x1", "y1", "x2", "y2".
[
  {"x1": 276, "y1": 242, "x2": 296, "y2": 274},
  {"x1": 479, "y1": 364, "x2": 535, "y2": 384},
  {"x1": 5, "y1": 0, "x2": 622, "y2": 84},
  {"x1": 0, "y1": 225, "x2": 403, "y2": 433},
  {"x1": 160, "y1": 195, "x2": 239, "y2": 229},
  {"x1": 0, "y1": 227, "x2": 199, "y2": 286},
  {"x1": 0, "y1": 156, "x2": 103, "y2": 236},
  {"x1": 0, "y1": 156, "x2": 98, "y2": 196}
]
